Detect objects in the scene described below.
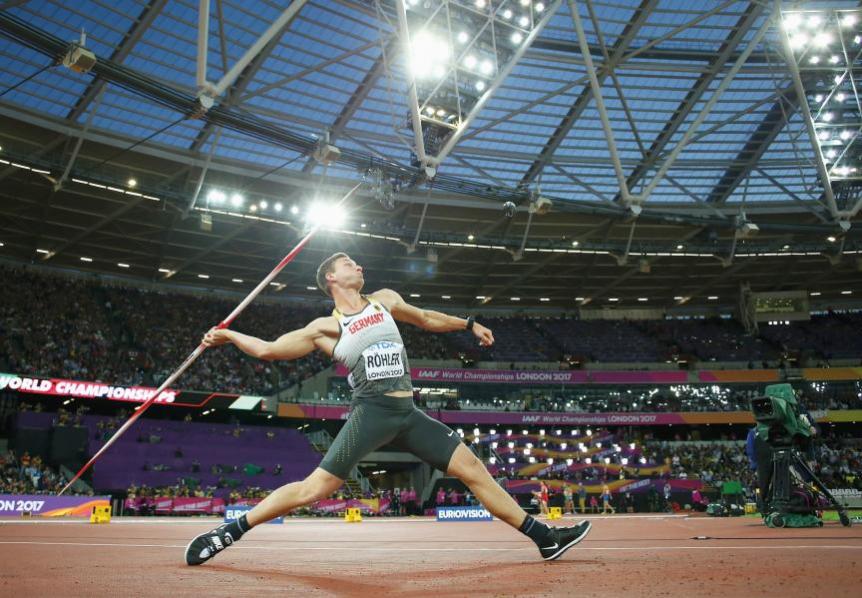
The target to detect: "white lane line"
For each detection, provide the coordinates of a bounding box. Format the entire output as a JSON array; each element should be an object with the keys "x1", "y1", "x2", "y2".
[{"x1": 0, "y1": 541, "x2": 859, "y2": 552}]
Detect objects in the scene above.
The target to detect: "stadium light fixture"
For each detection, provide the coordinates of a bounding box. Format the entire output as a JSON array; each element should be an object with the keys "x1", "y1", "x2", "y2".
[
  {"x1": 198, "y1": 274, "x2": 210, "y2": 279},
  {"x1": 117, "y1": 263, "x2": 130, "y2": 268},
  {"x1": 79, "y1": 256, "x2": 92, "y2": 262},
  {"x1": 207, "y1": 189, "x2": 226, "y2": 204},
  {"x1": 232, "y1": 278, "x2": 243, "y2": 283},
  {"x1": 127, "y1": 178, "x2": 137, "y2": 188}
]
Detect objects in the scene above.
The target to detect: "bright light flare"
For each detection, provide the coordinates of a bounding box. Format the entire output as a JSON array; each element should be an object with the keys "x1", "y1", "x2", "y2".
[
  {"x1": 306, "y1": 201, "x2": 346, "y2": 228},
  {"x1": 409, "y1": 32, "x2": 450, "y2": 79}
]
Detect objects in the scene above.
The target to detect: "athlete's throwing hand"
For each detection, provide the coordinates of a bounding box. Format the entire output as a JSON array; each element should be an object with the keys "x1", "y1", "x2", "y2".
[
  {"x1": 202, "y1": 327, "x2": 233, "y2": 348},
  {"x1": 473, "y1": 322, "x2": 494, "y2": 347}
]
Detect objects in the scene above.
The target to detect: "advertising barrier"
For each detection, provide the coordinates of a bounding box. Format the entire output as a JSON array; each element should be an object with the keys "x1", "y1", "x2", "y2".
[
  {"x1": 224, "y1": 504, "x2": 282, "y2": 524},
  {"x1": 436, "y1": 506, "x2": 493, "y2": 521},
  {"x1": 123, "y1": 497, "x2": 227, "y2": 514},
  {"x1": 0, "y1": 494, "x2": 110, "y2": 517}
]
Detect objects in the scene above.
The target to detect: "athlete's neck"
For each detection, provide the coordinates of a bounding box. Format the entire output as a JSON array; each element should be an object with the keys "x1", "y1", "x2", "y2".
[{"x1": 332, "y1": 287, "x2": 367, "y2": 314}]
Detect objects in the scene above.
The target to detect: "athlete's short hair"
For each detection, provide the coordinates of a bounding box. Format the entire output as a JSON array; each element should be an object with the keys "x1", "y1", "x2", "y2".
[{"x1": 316, "y1": 252, "x2": 349, "y2": 297}]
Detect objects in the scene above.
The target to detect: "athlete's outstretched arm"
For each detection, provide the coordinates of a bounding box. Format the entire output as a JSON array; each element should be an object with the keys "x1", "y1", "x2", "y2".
[
  {"x1": 372, "y1": 288, "x2": 494, "y2": 346},
  {"x1": 202, "y1": 317, "x2": 331, "y2": 361}
]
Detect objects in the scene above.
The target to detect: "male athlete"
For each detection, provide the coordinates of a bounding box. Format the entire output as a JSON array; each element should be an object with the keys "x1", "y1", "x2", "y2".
[{"x1": 185, "y1": 253, "x2": 591, "y2": 565}]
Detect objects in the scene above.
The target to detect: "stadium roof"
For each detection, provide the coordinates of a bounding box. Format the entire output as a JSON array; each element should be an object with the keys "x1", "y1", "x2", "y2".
[{"x1": 0, "y1": 0, "x2": 860, "y2": 310}]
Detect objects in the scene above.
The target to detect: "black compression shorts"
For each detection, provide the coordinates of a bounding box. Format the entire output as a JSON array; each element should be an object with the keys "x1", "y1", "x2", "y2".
[{"x1": 318, "y1": 394, "x2": 462, "y2": 480}]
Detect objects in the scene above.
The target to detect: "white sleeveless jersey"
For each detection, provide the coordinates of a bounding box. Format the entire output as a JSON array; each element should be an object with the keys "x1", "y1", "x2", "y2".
[{"x1": 331, "y1": 298, "x2": 413, "y2": 398}]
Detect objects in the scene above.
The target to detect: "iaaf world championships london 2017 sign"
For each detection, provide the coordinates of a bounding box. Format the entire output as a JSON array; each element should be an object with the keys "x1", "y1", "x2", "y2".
[{"x1": 0, "y1": 372, "x2": 177, "y2": 403}]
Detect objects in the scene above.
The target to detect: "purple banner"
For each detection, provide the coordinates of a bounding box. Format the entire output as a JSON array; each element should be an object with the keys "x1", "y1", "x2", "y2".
[
  {"x1": 439, "y1": 412, "x2": 688, "y2": 426},
  {"x1": 335, "y1": 365, "x2": 688, "y2": 385},
  {"x1": 0, "y1": 494, "x2": 110, "y2": 517},
  {"x1": 124, "y1": 497, "x2": 226, "y2": 514},
  {"x1": 283, "y1": 404, "x2": 691, "y2": 426}
]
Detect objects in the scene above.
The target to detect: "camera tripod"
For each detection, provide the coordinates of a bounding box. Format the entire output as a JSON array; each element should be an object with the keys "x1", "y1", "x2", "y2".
[{"x1": 765, "y1": 447, "x2": 852, "y2": 528}]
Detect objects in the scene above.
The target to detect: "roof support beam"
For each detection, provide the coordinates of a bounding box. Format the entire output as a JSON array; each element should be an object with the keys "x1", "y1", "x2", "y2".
[
  {"x1": 199, "y1": 0, "x2": 308, "y2": 98},
  {"x1": 612, "y1": 4, "x2": 765, "y2": 203},
  {"x1": 66, "y1": 0, "x2": 168, "y2": 122},
  {"x1": 302, "y1": 38, "x2": 396, "y2": 173},
  {"x1": 633, "y1": 13, "x2": 771, "y2": 205},
  {"x1": 519, "y1": 0, "x2": 656, "y2": 187}
]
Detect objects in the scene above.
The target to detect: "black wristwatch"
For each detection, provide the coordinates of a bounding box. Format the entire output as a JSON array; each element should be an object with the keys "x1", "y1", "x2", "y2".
[{"x1": 465, "y1": 316, "x2": 475, "y2": 331}]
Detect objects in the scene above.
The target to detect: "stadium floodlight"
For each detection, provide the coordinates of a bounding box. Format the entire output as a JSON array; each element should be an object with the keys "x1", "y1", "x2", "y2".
[
  {"x1": 127, "y1": 178, "x2": 137, "y2": 188},
  {"x1": 409, "y1": 31, "x2": 450, "y2": 79},
  {"x1": 783, "y1": 13, "x2": 802, "y2": 30},
  {"x1": 207, "y1": 189, "x2": 226, "y2": 204},
  {"x1": 396, "y1": 0, "x2": 562, "y2": 170},
  {"x1": 230, "y1": 193, "x2": 244, "y2": 207},
  {"x1": 814, "y1": 32, "x2": 832, "y2": 47},
  {"x1": 789, "y1": 33, "x2": 808, "y2": 49},
  {"x1": 306, "y1": 201, "x2": 346, "y2": 228}
]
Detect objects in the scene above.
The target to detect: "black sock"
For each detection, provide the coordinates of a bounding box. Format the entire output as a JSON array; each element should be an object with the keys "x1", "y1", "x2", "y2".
[
  {"x1": 222, "y1": 514, "x2": 250, "y2": 540},
  {"x1": 518, "y1": 515, "x2": 553, "y2": 546}
]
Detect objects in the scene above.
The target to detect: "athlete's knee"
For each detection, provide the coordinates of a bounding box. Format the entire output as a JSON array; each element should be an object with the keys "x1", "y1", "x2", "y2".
[
  {"x1": 300, "y1": 470, "x2": 343, "y2": 503},
  {"x1": 454, "y1": 454, "x2": 488, "y2": 486}
]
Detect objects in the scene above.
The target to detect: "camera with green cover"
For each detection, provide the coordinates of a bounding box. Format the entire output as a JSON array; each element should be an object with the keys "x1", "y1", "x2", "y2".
[{"x1": 751, "y1": 383, "x2": 812, "y2": 448}]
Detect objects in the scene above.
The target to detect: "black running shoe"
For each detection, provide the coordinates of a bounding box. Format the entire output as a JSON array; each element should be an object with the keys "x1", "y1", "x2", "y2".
[
  {"x1": 185, "y1": 524, "x2": 238, "y2": 566},
  {"x1": 538, "y1": 520, "x2": 592, "y2": 561}
]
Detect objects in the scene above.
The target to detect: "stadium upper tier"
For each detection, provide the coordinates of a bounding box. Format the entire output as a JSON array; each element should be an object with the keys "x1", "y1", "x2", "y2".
[{"x1": 2, "y1": 265, "x2": 862, "y2": 397}]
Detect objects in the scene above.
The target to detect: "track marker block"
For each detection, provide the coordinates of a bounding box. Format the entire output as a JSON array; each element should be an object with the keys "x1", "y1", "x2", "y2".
[{"x1": 90, "y1": 505, "x2": 111, "y2": 524}]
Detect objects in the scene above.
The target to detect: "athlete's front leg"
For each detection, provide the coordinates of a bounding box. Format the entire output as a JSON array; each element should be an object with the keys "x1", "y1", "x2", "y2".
[{"x1": 445, "y1": 443, "x2": 592, "y2": 561}]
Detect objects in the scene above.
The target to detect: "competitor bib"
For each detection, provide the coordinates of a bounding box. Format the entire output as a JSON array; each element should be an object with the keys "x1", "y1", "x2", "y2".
[{"x1": 362, "y1": 341, "x2": 405, "y2": 381}]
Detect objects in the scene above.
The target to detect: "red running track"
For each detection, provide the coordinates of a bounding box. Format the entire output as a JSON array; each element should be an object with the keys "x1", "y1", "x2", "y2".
[{"x1": 1, "y1": 514, "x2": 860, "y2": 597}]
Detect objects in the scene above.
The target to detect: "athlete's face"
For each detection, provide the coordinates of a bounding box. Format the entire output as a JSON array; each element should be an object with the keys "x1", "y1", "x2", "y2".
[{"x1": 331, "y1": 256, "x2": 364, "y2": 291}]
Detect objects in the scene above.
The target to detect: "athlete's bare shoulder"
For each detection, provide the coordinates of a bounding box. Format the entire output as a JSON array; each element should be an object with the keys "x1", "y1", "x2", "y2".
[
  {"x1": 369, "y1": 288, "x2": 402, "y2": 310},
  {"x1": 307, "y1": 315, "x2": 340, "y2": 335}
]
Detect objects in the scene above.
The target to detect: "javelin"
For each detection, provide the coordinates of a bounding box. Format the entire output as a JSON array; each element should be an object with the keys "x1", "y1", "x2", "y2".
[{"x1": 59, "y1": 181, "x2": 363, "y2": 495}]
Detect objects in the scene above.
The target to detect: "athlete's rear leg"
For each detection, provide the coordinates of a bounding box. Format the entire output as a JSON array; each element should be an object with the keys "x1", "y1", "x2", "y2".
[{"x1": 185, "y1": 467, "x2": 343, "y2": 565}]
